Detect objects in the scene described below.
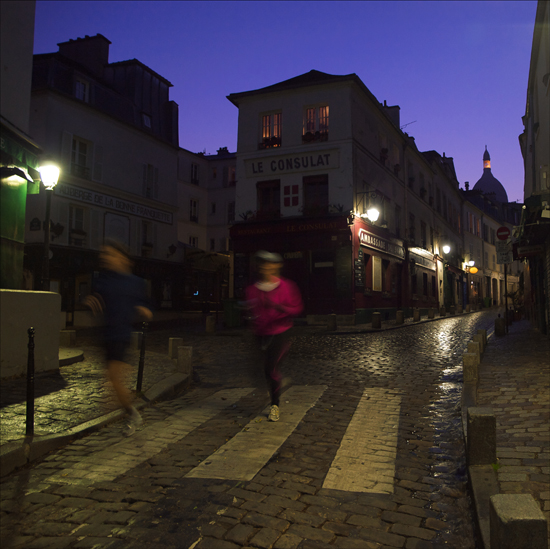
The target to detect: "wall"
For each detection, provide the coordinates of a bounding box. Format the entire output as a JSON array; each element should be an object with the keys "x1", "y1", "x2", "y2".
[{"x1": 1, "y1": 290, "x2": 60, "y2": 378}]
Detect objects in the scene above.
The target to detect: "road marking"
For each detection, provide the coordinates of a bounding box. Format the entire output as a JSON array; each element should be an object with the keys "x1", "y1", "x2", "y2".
[
  {"x1": 323, "y1": 387, "x2": 401, "y2": 494},
  {"x1": 185, "y1": 385, "x2": 327, "y2": 481},
  {"x1": 45, "y1": 388, "x2": 254, "y2": 485}
]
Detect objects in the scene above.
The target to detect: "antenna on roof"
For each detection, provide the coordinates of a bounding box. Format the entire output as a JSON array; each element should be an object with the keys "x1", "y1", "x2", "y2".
[{"x1": 400, "y1": 120, "x2": 417, "y2": 130}]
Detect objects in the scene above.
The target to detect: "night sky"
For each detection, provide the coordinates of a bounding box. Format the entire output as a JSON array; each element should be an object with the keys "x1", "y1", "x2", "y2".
[{"x1": 33, "y1": 1, "x2": 537, "y2": 203}]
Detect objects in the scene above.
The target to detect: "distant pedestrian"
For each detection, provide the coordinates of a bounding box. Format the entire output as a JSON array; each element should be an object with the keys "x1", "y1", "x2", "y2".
[
  {"x1": 245, "y1": 251, "x2": 303, "y2": 422},
  {"x1": 83, "y1": 239, "x2": 152, "y2": 436}
]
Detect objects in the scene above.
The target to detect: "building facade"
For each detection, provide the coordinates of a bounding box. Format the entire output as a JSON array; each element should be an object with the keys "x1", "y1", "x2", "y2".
[
  {"x1": 518, "y1": 0, "x2": 550, "y2": 336},
  {"x1": 227, "y1": 71, "x2": 466, "y2": 319},
  {"x1": 24, "y1": 35, "x2": 183, "y2": 320}
]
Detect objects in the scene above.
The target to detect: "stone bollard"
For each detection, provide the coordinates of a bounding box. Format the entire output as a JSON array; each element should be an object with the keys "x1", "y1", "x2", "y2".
[
  {"x1": 59, "y1": 330, "x2": 76, "y2": 347},
  {"x1": 131, "y1": 331, "x2": 142, "y2": 349},
  {"x1": 428, "y1": 308, "x2": 435, "y2": 319},
  {"x1": 477, "y1": 329, "x2": 487, "y2": 347},
  {"x1": 413, "y1": 309, "x2": 420, "y2": 322},
  {"x1": 466, "y1": 304, "x2": 471, "y2": 313},
  {"x1": 467, "y1": 407, "x2": 496, "y2": 465},
  {"x1": 371, "y1": 312, "x2": 381, "y2": 329},
  {"x1": 206, "y1": 315, "x2": 216, "y2": 334},
  {"x1": 395, "y1": 310, "x2": 404, "y2": 325},
  {"x1": 327, "y1": 313, "x2": 337, "y2": 331},
  {"x1": 440, "y1": 307, "x2": 446, "y2": 317},
  {"x1": 450, "y1": 305, "x2": 456, "y2": 315},
  {"x1": 489, "y1": 494, "x2": 548, "y2": 549},
  {"x1": 463, "y1": 353, "x2": 480, "y2": 383},
  {"x1": 177, "y1": 346, "x2": 193, "y2": 375},
  {"x1": 457, "y1": 305, "x2": 463, "y2": 314},
  {"x1": 468, "y1": 341, "x2": 481, "y2": 361},
  {"x1": 473, "y1": 333, "x2": 485, "y2": 354},
  {"x1": 169, "y1": 338, "x2": 184, "y2": 359},
  {"x1": 495, "y1": 316, "x2": 506, "y2": 337}
]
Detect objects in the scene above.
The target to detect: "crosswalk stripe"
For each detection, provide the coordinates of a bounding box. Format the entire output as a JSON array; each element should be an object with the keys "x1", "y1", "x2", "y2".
[
  {"x1": 323, "y1": 387, "x2": 401, "y2": 494},
  {"x1": 45, "y1": 388, "x2": 254, "y2": 485},
  {"x1": 185, "y1": 385, "x2": 327, "y2": 481}
]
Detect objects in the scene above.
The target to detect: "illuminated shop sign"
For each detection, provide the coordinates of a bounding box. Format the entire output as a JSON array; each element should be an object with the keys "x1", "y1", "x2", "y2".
[
  {"x1": 358, "y1": 228, "x2": 405, "y2": 259},
  {"x1": 245, "y1": 149, "x2": 339, "y2": 177},
  {"x1": 55, "y1": 183, "x2": 173, "y2": 224}
]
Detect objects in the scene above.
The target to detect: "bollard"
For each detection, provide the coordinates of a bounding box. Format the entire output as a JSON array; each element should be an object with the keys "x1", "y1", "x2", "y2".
[
  {"x1": 457, "y1": 305, "x2": 463, "y2": 314},
  {"x1": 477, "y1": 329, "x2": 487, "y2": 347},
  {"x1": 413, "y1": 309, "x2": 420, "y2": 322},
  {"x1": 428, "y1": 308, "x2": 435, "y2": 319},
  {"x1": 26, "y1": 327, "x2": 35, "y2": 437},
  {"x1": 169, "y1": 337, "x2": 184, "y2": 359},
  {"x1": 131, "y1": 331, "x2": 142, "y2": 349},
  {"x1": 467, "y1": 407, "x2": 496, "y2": 465},
  {"x1": 371, "y1": 311, "x2": 381, "y2": 329},
  {"x1": 466, "y1": 304, "x2": 471, "y2": 313},
  {"x1": 395, "y1": 310, "x2": 404, "y2": 325},
  {"x1": 206, "y1": 315, "x2": 216, "y2": 334},
  {"x1": 136, "y1": 322, "x2": 148, "y2": 392},
  {"x1": 177, "y1": 346, "x2": 193, "y2": 375},
  {"x1": 473, "y1": 333, "x2": 485, "y2": 354},
  {"x1": 450, "y1": 305, "x2": 456, "y2": 315},
  {"x1": 467, "y1": 341, "x2": 481, "y2": 360},
  {"x1": 463, "y1": 352, "x2": 480, "y2": 383},
  {"x1": 495, "y1": 315, "x2": 506, "y2": 337},
  {"x1": 327, "y1": 313, "x2": 337, "y2": 331},
  {"x1": 440, "y1": 307, "x2": 446, "y2": 317},
  {"x1": 489, "y1": 494, "x2": 548, "y2": 549}
]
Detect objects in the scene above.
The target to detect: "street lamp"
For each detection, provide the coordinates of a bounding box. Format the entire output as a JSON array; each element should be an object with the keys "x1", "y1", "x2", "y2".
[
  {"x1": 442, "y1": 244, "x2": 451, "y2": 255},
  {"x1": 366, "y1": 207, "x2": 380, "y2": 223},
  {"x1": 38, "y1": 161, "x2": 60, "y2": 291}
]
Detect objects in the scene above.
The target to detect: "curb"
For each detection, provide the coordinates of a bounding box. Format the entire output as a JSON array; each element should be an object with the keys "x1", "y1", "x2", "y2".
[{"x1": 0, "y1": 372, "x2": 191, "y2": 478}]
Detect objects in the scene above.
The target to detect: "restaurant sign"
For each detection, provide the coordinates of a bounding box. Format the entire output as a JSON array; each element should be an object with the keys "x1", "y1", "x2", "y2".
[
  {"x1": 358, "y1": 228, "x2": 405, "y2": 259},
  {"x1": 245, "y1": 149, "x2": 339, "y2": 178}
]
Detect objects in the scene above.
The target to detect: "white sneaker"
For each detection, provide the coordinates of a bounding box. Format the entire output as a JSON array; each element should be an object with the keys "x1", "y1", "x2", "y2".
[
  {"x1": 123, "y1": 407, "x2": 142, "y2": 436},
  {"x1": 268, "y1": 405, "x2": 280, "y2": 422}
]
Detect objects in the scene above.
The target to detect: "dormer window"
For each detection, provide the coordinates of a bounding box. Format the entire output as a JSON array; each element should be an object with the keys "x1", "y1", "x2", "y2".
[
  {"x1": 75, "y1": 79, "x2": 89, "y2": 103},
  {"x1": 303, "y1": 105, "x2": 329, "y2": 143},
  {"x1": 260, "y1": 113, "x2": 282, "y2": 149}
]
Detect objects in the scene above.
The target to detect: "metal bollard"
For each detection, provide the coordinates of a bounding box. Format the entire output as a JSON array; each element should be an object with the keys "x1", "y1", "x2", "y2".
[
  {"x1": 26, "y1": 327, "x2": 35, "y2": 437},
  {"x1": 136, "y1": 322, "x2": 148, "y2": 392}
]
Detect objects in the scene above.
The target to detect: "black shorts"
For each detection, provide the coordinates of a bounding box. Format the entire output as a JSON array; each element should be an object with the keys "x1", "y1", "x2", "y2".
[{"x1": 105, "y1": 340, "x2": 129, "y2": 363}]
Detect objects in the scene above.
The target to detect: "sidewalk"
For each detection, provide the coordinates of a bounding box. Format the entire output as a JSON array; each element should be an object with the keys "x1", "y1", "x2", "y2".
[{"x1": 469, "y1": 318, "x2": 550, "y2": 547}]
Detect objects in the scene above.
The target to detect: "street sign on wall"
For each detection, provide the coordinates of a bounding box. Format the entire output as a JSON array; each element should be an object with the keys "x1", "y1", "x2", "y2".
[{"x1": 497, "y1": 226, "x2": 511, "y2": 240}]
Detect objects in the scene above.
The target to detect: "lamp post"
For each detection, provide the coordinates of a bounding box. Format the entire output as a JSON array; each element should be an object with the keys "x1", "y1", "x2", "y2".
[{"x1": 38, "y1": 162, "x2": 60, "y2": 291}]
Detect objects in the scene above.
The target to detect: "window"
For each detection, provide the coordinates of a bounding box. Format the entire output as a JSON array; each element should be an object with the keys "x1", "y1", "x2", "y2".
[
  {"x1": 303, "y1": 105, "x2": 329, "y2": 143},
  {"x1": 430, "y1": 227, "x2": 434, "y2": 253},
  {"x1": 257, "y1": 180, "x2": 280, "y2": 219},
  {"x1": 431, "y1": 275, "x2": 436, "y2": 298},
  {"x1": 283, "y1": 185, "x2": 299, "y2": 207},
  {"x1": 420, "y1": 221, "x2": 427, "y2": 249},
  {"x1": 303, "y1": 175, "x2": 328, "y2": 215},
  {"x1": 190, "y1": 199, "x2": 198, "y2": 223},
  {"x1": 75, "y1": 79, "x2": 89, "y2": 102},
  {"x1": 260, "y1": 113, "x2": 282, "y2": 149},
  {"x1": 69, "y1": 205, "x2": 86, "y2": 246},
  {"x1": 483, "y1": 223, "x2": 489, "y2": 241},
  {"x1": 189, "y1": 236, "x2": 198, "y2": 248},
  {"x1": 228, "y1": 201, "x2": 235, "y2": 224},
  {"x1": 191, "y1": 163, "x2": 199, "y2": 185},
  {"x1": 409, "y1": 213, "x2": 416, "y2": 244},
  {"x1": 490, "y1": 228, "x2": 496, "y2": 245},
  {"x1": 493, "y1": 254, "x2": 496, "y2": 269},
  {"x1": 143, "y1": 163, "x2": 158, "y2": 199},
  {"x1": 394, "y1": 205, "x2": 401, "y2": 238},
  {"x1": 71, "y1": 137, "x2": 90, "y2": 179},
  {"x1": 228, "y1": 165, "x2": 236, "y2": 187}
]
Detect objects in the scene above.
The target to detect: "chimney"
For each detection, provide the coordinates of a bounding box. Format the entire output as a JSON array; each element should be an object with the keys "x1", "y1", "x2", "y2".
[
  {"x1": 465, "y1": 181, "x2": 469, "y2": 191},
  {"x1": 382, "y1": 102, "x2": 400, "y2": 128},
  {"x1": 57, "y1": 34, "x2": 111, "y2": 77}
]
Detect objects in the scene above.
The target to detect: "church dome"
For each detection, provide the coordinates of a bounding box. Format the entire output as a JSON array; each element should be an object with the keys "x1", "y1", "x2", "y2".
[{"x1": 473, "y1": 146, "x2": 508, "y2": 203}]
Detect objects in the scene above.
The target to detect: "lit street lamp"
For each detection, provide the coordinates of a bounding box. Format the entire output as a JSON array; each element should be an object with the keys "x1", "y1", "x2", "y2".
[
  {"x1": 38, "y1": 161, "x2": 60, "y2": 291},
  {"x1": 442, "y1": 244, "x2": 451, "y2": 255}
]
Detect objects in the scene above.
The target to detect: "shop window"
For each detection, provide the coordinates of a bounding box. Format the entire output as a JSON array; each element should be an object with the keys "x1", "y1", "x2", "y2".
[
  {"x1": 256, "y1": 180, "x2": 280, "y2": 219},
  {"x1": 431, "y1": 275, "x2": 436, "y2": 297},
  {"x1": 303, "y1": 175, "x2": 328, "y2": 215},
  {"x1": 372, "y1": 256, "x2": 382, "y2": 292},
  {"x1": 284, "y1": 185, "x2": 299, "y2": 207},
  {"x1": 411, "y1": 273, "x2": 418, "y2": 296},
  {"x1": 382, "y1": 259, "x2": 390, "y2": 292}
]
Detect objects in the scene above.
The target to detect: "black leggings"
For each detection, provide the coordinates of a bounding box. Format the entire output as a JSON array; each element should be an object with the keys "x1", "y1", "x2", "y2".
[{"x1": 257, "y1": 331, "x2": 291, "y2": 407}]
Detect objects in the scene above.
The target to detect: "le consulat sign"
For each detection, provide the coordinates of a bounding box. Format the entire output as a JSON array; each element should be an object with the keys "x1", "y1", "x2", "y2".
[{"x1": 245, "y1": 149, "x2": 339, "y2": 177}]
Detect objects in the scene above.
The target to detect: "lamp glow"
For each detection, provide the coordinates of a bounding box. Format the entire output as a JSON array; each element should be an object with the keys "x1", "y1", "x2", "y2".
[
  {"x1": 470, "y1": 267, "x2": 478, "y2": 274},
  {"x1": 468, "y1": 260, "x2": 475, "y2": 267},
  {"x1": 366, "y1": 207, "x2": 380, "y2": 222},
  {"x1": 38, "y1": 164, "x2": 60, "y2": 190},
  {"x1": 442, "y1": 245, "x2": 451, "y2": 254}
]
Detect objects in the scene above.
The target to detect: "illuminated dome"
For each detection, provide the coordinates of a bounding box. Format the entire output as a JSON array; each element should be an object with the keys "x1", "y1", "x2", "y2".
[{"x1": 473, "y1": 146, "x2": 508, "y2": 203}]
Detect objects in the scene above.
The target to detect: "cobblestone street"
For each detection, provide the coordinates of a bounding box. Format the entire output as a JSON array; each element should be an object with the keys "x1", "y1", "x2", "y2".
[{"x1": 1, "y1": 311, "x2": 547, "y2": 548}]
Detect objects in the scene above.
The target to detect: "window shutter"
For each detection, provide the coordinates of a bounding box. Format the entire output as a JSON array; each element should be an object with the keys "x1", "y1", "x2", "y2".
[
  {"x1": 92, "y1": 145, "x2": 103, "y2": 182},
  {"x1": 61, "y1": 131, "x2": 73, "y2": 172},
  {"x1": 90, "y1": 209, "x2": 101, "y2": 249}
]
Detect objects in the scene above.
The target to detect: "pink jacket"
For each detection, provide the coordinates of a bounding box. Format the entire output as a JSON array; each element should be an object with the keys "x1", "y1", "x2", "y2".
[{"x1": 245, "y1": 277, "x2": 303, "y2": 335}]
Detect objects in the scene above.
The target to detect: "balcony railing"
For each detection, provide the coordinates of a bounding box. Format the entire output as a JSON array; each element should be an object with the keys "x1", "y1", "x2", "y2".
[
  {"x1": 259, "y1": 136, "x2": 281, "y2": 149},
  {"x1": 302, "y1": 131, "x2": 328, "y2": 144}
]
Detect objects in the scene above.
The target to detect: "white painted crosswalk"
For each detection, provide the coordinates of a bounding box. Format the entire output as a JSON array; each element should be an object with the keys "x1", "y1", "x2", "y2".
[
  {"x1": 323, "y1": 387, "x2": 402, "y2": 494},
  {"x1": 185, "y1": 385, "x2": 327, "y2": 481}
]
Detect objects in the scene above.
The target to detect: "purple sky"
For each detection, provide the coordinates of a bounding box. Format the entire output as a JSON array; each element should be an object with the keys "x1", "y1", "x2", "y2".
[{"x1": 33, "y1": 1, "x2": 537, "y2": 203}]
